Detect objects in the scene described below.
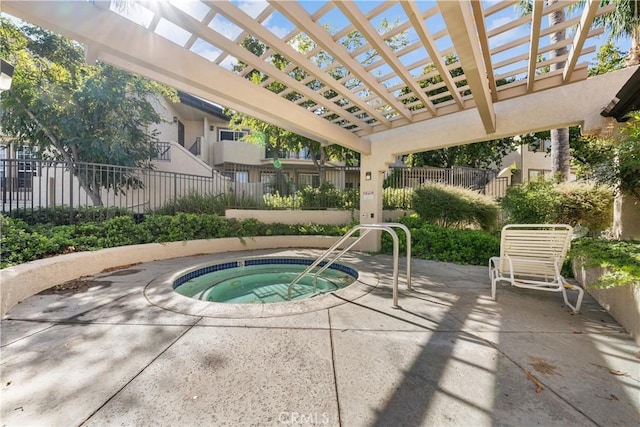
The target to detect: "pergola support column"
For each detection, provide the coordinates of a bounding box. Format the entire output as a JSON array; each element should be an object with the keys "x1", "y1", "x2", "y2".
[{"x1": 358, "y1": 154, "x2": 387, "y2": 252}]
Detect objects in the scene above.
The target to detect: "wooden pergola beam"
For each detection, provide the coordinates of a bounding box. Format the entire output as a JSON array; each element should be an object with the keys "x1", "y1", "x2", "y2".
[{"x1": 438, "y1": 0, "x2": 496, "y2": 133}]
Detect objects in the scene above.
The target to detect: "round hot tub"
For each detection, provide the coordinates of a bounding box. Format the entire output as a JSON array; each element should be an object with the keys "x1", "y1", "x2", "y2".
[
  {"x1": 173, "y1": 257, "x2": 358, "y2": 303},
  {"x1": 144, "y1": 253, "x2": 378, "y2": 318}
]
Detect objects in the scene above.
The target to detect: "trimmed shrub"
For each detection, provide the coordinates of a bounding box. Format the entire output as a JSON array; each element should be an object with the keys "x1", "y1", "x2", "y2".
[
  {"x1": 412, "y1": 183, "x2": 499, "y2": 231},
  {"x1": 381, "y1": 215, "x2": 500, "y2": 265},
  {"x1": 500, "y1": 179, "x2": 561, "y2": 224},
  {"x1": 148, "y1": 191, "x2": 259, "y2": 215},
  {"x1": 0, "y1": 213, "x2": 352, "y2": 269},
  {"x1": 7, "y1": 206, "x2": 131, "y2": 225},
  {"x1": 501, "y1": 179, "x2": 614, "y2": 234},
  {"x1": 556, "y1": 183, "x2": 614, "y2": 234}
]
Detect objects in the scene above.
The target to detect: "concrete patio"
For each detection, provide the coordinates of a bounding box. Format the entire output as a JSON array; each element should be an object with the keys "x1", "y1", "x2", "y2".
[{"x1": 1, "y1": 249, "x2": 638, "y2": 426}]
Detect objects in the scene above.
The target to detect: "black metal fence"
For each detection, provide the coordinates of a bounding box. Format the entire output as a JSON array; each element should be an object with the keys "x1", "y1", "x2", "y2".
[
  {"x1": 383, "y1": 166, "x2": 509, "y2": 200},
  {"x1": 0, "y1": 158, "x2": 509, "y2": 221},
  {"x1": 1, "y1": 159, "x2": 228, "y2": 217}
]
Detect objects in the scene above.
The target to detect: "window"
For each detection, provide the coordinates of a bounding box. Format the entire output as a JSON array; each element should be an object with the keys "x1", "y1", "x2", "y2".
[
  {"x1": 261, "y1": 172, "x2": 291, "y2": 193},
  {"x1": 219, "y1": 128, "x2": 247, "y2": 141},
  {"x1": 234, "y1": 171, "x2": 249, "y2": 183},
  {"x1": 261, "y1": 172, "x2": 275, "y2": 193},
  {"x1": 221, "y1": 170, "x2": 249, "y2": 183},
  {"x1": 528, "y1": 169, "x2": 552, "y2": 180},
  {"x1": 17, "y1": 147, "x2": 37, "y2": 189},
  {"x1": 0, "y1": 146, "x2": 6, "y2": 180},
  {"x1": 528, "y1": 139, "x2": 552, "y2": 152},
  {"x1": 298, "y1": 173, "x2": 320, "y2": 188}
]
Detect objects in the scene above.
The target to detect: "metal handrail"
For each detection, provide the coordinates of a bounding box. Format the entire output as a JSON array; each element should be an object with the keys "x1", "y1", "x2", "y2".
[{"x1": 286, "y1": 222, "x2": 412, "y2": 308}]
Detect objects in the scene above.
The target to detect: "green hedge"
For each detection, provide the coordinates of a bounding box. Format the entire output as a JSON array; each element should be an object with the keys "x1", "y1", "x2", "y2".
[
  {"x1": 0, "y1": 214, "x2": 349, "y2": 269},
  {"x1": 262, "y1": 185, "x2": 414, "y2": 210},
  {"x1": 1, "y1": 212, "x2": 503, "y2": 268},
  {"x1": 412, "y1": 184, "x2": 499, "y2": 231},
  {"x1": 381, "y1": 215, "x2": 500, "y2": 265},
  {"x1": 148, "y1": 191, "x2": 259, "y2": 215},
  {"x1": 501, "y1": 180, "x2": 614, "y2": 234},
  {"x1": 6, "y1": 206, "x2": 131, "y2": 225}
]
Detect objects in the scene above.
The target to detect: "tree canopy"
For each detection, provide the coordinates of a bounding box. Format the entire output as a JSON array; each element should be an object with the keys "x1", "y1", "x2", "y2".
[
  {"x1": 0, "y1": 18, "x2": 176, "y2": 205},
  {"x1": 226, "y1": 22, "x2": 409, "y2": 185}
]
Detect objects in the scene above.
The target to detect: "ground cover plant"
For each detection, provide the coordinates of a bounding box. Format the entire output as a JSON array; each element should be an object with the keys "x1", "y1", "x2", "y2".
[
  {"x1": 1, "y1": 211, "x2": 502, "y2": 269},
  {"x1": 380, "y1": 215, "x2": 500, "y2": 265},
  {"x1": 568, "y1": 238, "x2": 640, "y2": 289},
  {"x1": 7, "y1": 206, "x2": 131, "y2": 225},
  {"x1": 0, "y1": 214, "x2": 348, "y2": 269},
  {"x1": 148, "y1": 191, "x2": 259, "y2": 215}
]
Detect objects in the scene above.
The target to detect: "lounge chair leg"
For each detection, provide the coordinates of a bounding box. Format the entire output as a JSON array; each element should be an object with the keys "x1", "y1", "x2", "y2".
[
  {"x1": 489, "y1": 258, "x2": 498, "y2": 300},
  {"x1": 561, "y1": 279, "x2": 584, "y2": 313}
]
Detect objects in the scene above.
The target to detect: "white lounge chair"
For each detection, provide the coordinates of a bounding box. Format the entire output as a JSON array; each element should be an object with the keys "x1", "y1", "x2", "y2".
[{"x1": 489, "y1": 224, "x2": 584, "y2": 313}]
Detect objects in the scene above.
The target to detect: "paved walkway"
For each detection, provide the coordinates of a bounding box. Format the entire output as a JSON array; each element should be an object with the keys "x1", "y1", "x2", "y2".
[{"x1": 1, "y1": 249, "x2": 638, "y2": 426}]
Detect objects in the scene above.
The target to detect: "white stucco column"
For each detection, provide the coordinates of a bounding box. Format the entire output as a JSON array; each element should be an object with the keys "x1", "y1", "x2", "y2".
[{"x1": 358, "y1": 154, "x2": 386, "y2": 252}]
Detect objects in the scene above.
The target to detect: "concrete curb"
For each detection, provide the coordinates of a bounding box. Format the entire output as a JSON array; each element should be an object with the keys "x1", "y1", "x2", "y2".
[{"x1": 0, "y1": 236, "x2": 348, "y2": 316}]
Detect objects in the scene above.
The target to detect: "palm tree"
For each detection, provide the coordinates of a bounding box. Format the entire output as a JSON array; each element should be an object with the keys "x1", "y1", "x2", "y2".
[
  {"x1": 598, "y1": 0, "x2": 640, "y2": 65},
  {"x1": 547, "y1": 0, "x2": 571, "y2": 181},
  {"x1": 523, "y1": 1, "x2": 638, "y2": 181}
]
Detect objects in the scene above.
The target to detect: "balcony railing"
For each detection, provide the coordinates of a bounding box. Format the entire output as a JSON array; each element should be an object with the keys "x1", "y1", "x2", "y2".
[{"x1": 152, "y1": 141, "x2": 172, "y2": 161}]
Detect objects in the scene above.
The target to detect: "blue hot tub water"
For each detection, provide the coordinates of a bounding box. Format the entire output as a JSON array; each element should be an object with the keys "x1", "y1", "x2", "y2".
[{"x1": 173, "y1": 258, "x2": 358, "y2": 304}]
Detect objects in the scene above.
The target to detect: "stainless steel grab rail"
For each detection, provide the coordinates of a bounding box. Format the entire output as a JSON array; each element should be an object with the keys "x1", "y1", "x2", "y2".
[{"x1": 286, "y1": 223, "x2": 412, "y2": 308}]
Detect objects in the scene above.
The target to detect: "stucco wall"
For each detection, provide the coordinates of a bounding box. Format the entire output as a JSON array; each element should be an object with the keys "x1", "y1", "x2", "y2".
[
  {"x1": 212, "y1": 141, "x2": 264, "y2": 165},
  {"x1": 225, "y1": 209, "x2": 411, "y2": 225},
  {"x1": 148, "y1": 97, "x2": 179, "y2": 142},
  {"x1": 153, "y1": 142, "x2": 213, "y2": 176},
  {"x1": 573, "y1": 261, "x2": 640, "y2": 345},
  {"x1": 613, "y1": 194, "x2": 640, "y2": 240}
]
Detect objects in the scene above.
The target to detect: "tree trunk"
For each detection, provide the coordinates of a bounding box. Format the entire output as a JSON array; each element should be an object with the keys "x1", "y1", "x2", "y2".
[
  {"x1": 548, "y1": 0, "x2": 571, "y2": 181},
  {"x1": 550, "y1": 128, "x2": 570, "y2": 181},
  {"x1": 310, "y1": 146, "x2": 327, "y2": 186},
  {"x1": 72, "y1": 164, "x2": 104, "y2": 207},
  {"x1": 20, "y1": 101, "x2": 104, "y2": 205},
  {"x1": 626, "y1": 23, "x2": 640, "y2": 66}
]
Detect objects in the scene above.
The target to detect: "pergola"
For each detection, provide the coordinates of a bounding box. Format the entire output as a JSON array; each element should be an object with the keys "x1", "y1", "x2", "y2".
[{"x1": 3, "y1": 0, "x2": 635, "y2": 248}]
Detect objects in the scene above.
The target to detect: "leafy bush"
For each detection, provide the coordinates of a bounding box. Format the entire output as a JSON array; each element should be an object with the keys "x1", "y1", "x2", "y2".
[
  {"x1": 262, "y1": 184, "x2": 359, "y2": 210},
  {"x1": 262, "y1": 186, "x2": 413, "y2": 211},
  {"x1": 500, "y1": 179, "x2": 561, "y2": 224},
  {"x1": 573, "y1": 113, "x2": 640, "y2": 198},
  {"x1": 0, "y1": 214, "x2": 351, "y2": 269},
  {"x1": 148, "y1": 191, "x2": 258, "y2": 215},
  {"x1": 381, "y1": 215, "x2": 500, "y2": 265},
  {"x1": 262, "y1": 192, "x2": 298, "y2": 209},
  {"x1": 383, "y1": 187, "x2": 413, "y2": 210},
  {"x1": 501, "y1": 179, "x2": 614, "y2": 234},
  {"x1": 556, "y1": 183, "x2": 613, "y2": 233},
  {"x1": 7, "y1": 206, "x2": 131, "y2": 225},
  {"x1": 412, "y1": 183, "x2": 499, "y2": 231},
  {"x1": 0, "y1": 216, "x2": 76, "y2": 266},
  {"x1": 2, "y1": 211, "x2": 500, "y2": 268},
  {"x1": 569, "y1": 238, "x2": 640, "y2": 289},
  {"x1": 298, "y1": 183, "x2": 358, "y2": 209}
]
